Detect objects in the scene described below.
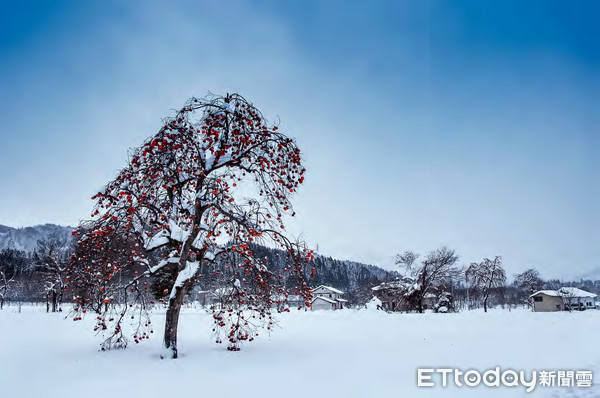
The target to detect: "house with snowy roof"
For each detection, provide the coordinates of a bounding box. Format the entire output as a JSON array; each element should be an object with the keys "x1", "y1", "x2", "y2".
[
  {"x1": 370, "y1": 279, "x2": 448, "y2": 312},
  {"x1": 371, "y1": 279, "x2": 413, "y2": 311},
  {"x1": 529, "y1": 287, "x2": 597, "y2": 312},
  {"x1": 310, "y1": 285, "x2": 347, "y2": 310},
  {"x1": 422, "y1": 292, "x2": 437, "y2": 309}
]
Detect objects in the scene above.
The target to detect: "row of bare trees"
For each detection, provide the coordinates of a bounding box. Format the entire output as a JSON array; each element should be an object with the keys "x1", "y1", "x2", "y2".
[
  {"x1": 395, "y1": 247, "x2": 507, "y2": 313},
  {"x1": 0, "y1": 235, "x2": 72, "y2": 312},
  {"x1": 393, "y1": 247, "x2": 556, "y2": 313}
]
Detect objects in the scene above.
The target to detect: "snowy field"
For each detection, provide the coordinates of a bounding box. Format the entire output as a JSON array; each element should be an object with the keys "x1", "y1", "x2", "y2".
[{"x1": 0, "y1": 305, "x2": 598, "y2": 398}]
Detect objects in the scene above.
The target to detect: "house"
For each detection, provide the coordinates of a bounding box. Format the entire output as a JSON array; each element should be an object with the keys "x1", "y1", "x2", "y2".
[
  {"x1": 371, "y1": 279, "x2": 413, "y2": 311},
  {"x1": 310, "y1": 285, "x2": 347, "y2": 310},
  {"x1": 558, "y1": 287, "x2": 597, "y2": 311},
  {"x1": 371, "y1": 279, "x2": 440, "y2": 311},
  {"x1": 196, "y1": 290, "x2": 211, "y2": 306},
  {"x1": 529, "y1": 290, "x2": 565, "y2": 312},
  {"x1": 529, "y1": 287, "x2": 597, "y2": 312},
  {"x1": 422, "y1": 293, "x2": 437, "y2": 310},
  {"x1": 371, "y1": 279, "x2": 450, "y2": 312}
]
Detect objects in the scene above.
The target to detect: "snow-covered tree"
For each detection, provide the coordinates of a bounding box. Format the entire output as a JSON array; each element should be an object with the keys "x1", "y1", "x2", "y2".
[
  {"x1": 68, "y1": 93, "x2": 314, "y2": 357},
  {"x1": 0, "y1": 248, "x2": 31, "y2": 304},
  {"x1": 434, "y1": 291, "x2": 453, "y2": 313},
  {"x1": 465, "y1": 256, "x2": 506, "y2": 312},
  {"x1": 514, "y1": 268, "x2": 544, "y2": 307},
  {"x1": 0, "y1": 269, "x2": 15, "y2": 309},
  {"x1": 396, "y1": 247, "x2": 461, "y2": 313},
  {"x1": 33, "y1": 235, "x2": 72, "y2": 312}
]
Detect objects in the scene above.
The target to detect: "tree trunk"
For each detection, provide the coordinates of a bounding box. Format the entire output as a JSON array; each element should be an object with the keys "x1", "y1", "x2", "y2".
[
  {"x1": 58, "y1": 289, "x2": 64, "y2": 312},
  {"x1": 419, "y1": 269, "x2": 426, "y2": 314},
  {"x1": 162, "y1": 210, "x2": 203, "y2": 359},
  {"x1": 483, "y1": 294, "x2": 488, "y2": 312},
  {"x1": 51, "y1": 291, "x2": 58, "y2": 313},
  {"x1": 163, "y1": 281, "x2": 192, "y2": 359}
]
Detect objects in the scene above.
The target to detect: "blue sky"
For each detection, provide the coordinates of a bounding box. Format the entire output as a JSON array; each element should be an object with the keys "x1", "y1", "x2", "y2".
[{"x1": 0, "y1": 0, "x2": 598, "y2": 279}]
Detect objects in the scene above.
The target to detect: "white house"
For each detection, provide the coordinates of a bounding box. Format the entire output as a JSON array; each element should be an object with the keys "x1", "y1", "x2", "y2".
[
  {"x1": 530, "y1": 287, "x2": 597, "y2": 312},
  {"x1": 310, "y1": 285, "x2": 347, "y2": 310},
  {"x1": 558, "y1": 287, "x2": 597, "y2": 310}
]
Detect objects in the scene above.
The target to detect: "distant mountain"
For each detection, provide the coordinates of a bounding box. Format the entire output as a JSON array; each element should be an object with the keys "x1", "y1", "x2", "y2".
[
  {"x1": 576, "y1": 267, "x2": 600, "y2": 282},
  {"x1": 0, "y1": 224, "x2": 73, "y2": 253}
]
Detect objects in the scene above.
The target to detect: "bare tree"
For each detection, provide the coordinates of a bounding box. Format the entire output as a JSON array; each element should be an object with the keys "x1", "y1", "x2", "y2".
[
  {"x1": 396, "y1": 251, "x2": 419, "y2": 269},
  {"x1": 396, "y1": 247, "x2": 460, "y2": 313},
  {"x1": 33, "y1": 234, "x2": 72, "y2": 312},
  {"x1": 0, "y1": 269, "x2": 15, "y2": 309},
  {"x1": 68, "y1": 93, "x2": 314, "y2": 358},
  {"x1": 560, "y1": 288, "x2": 579, "y2": 312},
  {"x1": 514, "y1": 268, "x2": 544, "y2": 308},
  {"x1": 465, "y1": 256, "x2": 506, "y2": 312}
]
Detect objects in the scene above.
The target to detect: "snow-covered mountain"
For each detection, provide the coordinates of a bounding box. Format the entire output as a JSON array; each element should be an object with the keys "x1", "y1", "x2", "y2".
[{"x1": 0, "y1": 224, "x2": 73, "y2": 252}]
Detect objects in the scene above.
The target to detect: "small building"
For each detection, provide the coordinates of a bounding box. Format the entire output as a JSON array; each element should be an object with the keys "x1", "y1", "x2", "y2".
[
  {"x1": 371, "y1": 279, "x2": 446, "y2": 312},
  {"x1": 530, "y1": 288, "x2": 597, "y2": 312},
  {"x1": 529, "y1": 290, "x2": 565, "y2": 312},
  {"x1": 196, "y1": 290, "x2": 210, "y2": 306},
  {"x1": 371, "y1": 279, "x2": 413, "y2": 311},
  {"x1": 310, "y1": 285, "x2": 347, "y2": 310},
  {"x1": 311, "y1": 296, "x2": 338, "y2": 310},
  {"x1": 422, "y1": 293, "x2": 437, "y2": 310}
]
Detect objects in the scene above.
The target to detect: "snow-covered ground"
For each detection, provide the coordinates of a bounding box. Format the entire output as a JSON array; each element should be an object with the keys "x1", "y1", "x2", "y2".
[{"x1": 0, "y1": 304, "x2": 598, "y2": 398}]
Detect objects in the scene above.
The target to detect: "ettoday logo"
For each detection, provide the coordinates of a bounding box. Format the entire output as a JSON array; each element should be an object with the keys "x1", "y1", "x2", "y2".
[{"x1": 417, "y1": 368, "x2": 593, "y2": 392}]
